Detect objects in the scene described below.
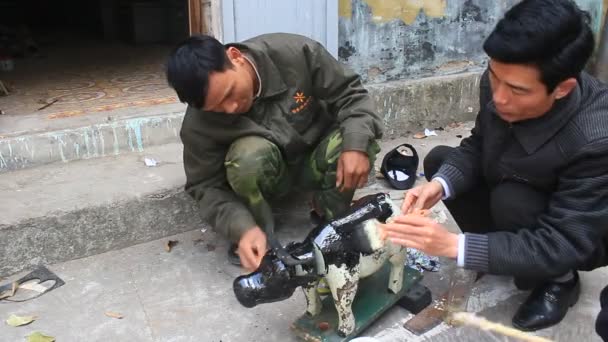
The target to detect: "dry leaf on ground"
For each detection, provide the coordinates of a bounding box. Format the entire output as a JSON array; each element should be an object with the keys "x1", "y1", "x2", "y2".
[
  {"x1": 164, "y1": 240, "x2": 178, "y2": 252},
  {"x1": 26, "y1": 332, "x2": 55, "y2": 342},
  {"x1": 413, "y1": 132, "x2": 426, "y2": 139},
  {"x1": 6, "y1": 314, "x2": 37, "y2": 327},
  {"x1": 105, "y1": 311, "x2": 124, "y2": 319}
]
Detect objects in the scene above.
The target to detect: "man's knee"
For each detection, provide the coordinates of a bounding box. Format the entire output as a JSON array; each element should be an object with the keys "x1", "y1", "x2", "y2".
[
  {"x1": 225, "y1": 136, "x2": 284, "y2": 196},
  {"x1": 423, "y1": 146, "x2": 454, "y2": 181}
]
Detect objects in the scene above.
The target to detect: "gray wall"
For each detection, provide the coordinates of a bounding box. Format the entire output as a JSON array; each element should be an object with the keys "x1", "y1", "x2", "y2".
[{"x1": 338, "y1": 0, "x2": 605, "y2": 84}]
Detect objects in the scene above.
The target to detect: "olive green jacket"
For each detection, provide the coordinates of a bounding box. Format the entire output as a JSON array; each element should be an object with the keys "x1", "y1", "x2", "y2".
[{"x1": 180, "y1": 33, "x2": 383, "y2": 242}]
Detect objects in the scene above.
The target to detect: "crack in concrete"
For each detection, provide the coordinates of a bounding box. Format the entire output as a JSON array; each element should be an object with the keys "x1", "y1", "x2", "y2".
[{"x1": 122, "y1": 249, "x2": 157, "y2": 342}]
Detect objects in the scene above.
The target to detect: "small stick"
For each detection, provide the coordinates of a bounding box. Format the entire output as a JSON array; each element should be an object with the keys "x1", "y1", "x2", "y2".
[
  {"x1": 38, "y1": 99, "x2": 58, "y2": 111},
  {"x1": 451, "y1": 312, "x2": 554, "y2": 342}
]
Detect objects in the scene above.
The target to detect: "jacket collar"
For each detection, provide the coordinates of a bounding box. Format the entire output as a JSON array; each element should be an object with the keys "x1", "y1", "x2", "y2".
[
  {"x1": 226, "y1": 42, "x2": 288, "y2": 99},
  {"x1": 491, "y1": 78, "x2": 582, "y2": 155}
]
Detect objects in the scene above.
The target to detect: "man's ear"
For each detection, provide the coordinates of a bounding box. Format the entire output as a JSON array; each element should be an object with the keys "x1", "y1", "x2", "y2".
[
  {"x1": 553, "y1": 78, "x2": 577, "y2": 100},
  {"x1": 226, "y1": 47, "x2": 244, "y2": 65}
]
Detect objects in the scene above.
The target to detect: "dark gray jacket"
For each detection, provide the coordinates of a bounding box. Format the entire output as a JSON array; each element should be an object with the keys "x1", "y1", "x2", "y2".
[{"x1": 436, "y1": 71, "x2": 608, "y2": 278}]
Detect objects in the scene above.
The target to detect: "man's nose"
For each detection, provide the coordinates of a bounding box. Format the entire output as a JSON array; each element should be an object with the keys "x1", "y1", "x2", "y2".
[{"x1": 493, "y1": 84, "x2": 509, "y2": 106}]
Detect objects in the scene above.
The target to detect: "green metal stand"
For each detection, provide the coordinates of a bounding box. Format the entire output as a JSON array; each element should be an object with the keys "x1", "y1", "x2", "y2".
[{"x1": 291, "y1": 265, "x2": 424, "y2": 342}]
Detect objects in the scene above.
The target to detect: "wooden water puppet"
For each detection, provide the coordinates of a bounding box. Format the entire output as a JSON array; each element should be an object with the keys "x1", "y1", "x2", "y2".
[{"x1": 233, "y1": 193, "x2": 430, "y2": 341}]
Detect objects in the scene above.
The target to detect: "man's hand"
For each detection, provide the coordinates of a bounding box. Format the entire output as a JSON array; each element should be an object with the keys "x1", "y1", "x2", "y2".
[
  {"x1": 238, "y1": 226, "x2": 268, "y2": 271},
  {"x1": 336, "y1": 151, "x2": 370, "y2": 192},
  {"x1": 401, "y1": 180, "x2": 444, "y2": 213},
  {"x1": 381, "y1": 214, "x2": 459, "y2": 259}
]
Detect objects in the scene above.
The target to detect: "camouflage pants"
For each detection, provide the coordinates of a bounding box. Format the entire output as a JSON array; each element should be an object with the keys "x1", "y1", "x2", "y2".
[{"x1": 224, "y1": 130, "x2": 380, "y2": 233}]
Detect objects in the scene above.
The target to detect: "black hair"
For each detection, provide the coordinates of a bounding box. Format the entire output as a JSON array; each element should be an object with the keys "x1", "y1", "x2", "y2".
[
  {"x1": 166, "y1": 35, "x2": 232, "y2": 108},
  {"x1": 483, "y1": 0, "x2": 594, "y2": 92}
]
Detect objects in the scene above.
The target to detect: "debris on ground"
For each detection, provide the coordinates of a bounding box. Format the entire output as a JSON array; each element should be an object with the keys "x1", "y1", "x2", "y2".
[
  {"x1": 413, "y1": 132, "x2": 426, "y2": 139},
  {"x1": 104, "y1": 311, "x2": 124, "y2": 319},
  {"x1": 0, "y1": 282, "x2": 18, "y2": 300},
  {"x1": 448, "y1": 122, "x2": 463, "y2": 128},
  {"x1": 456, "y1": 135, "x2": 463, "y2": 138},
  {"x1": 407, "y1": 248, "x2": 441, "y2": 273},
  {"x1": 205, "y1": 243, "x2": 216, "y2": 252},
  {"x1": 424, "y1": 128, "x2": 438, "y2": 137},
  {"x1": 37, "y1": 99, "x2": 57, "y2": 111},
  {"x1": 26, "y1": 332, "x2": 55, "y2": 342},
  {"x1": 144, "y1": 157, "x2": 158, "y2": 167},
  {"x1": 19, "y1": 282, "x2": 49, "y2": 293},
  {"x1": 0, "y1": 266, "x2": 65, "y2": 302},
  {"x1": 6, "y1": 314, "x2": 37, "y2": 327},
  {"x1": 193, "y1": 238, "x2": 205, "y2": 245},
  {"x1": 413, "y1": 129, "x2": 439, "y2": 139},
  {"x1": 164, "y1": 240, "x2": 178, "y2": 252}
]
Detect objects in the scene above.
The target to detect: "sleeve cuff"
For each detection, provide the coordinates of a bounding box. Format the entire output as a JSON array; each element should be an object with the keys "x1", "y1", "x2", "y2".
[
  {"x1": 432, "y1": 177, "x2": 452, "y2": 200},
  {"x1": 457, "y1": 234, "x2": 466, "y2": 267},
  {"x1": 435, "y1": 163, "x2": 467, "y2": 197},
  {"x1": 463, "y1": 233, "x2": 490, "y2": 272},
  {"x1": 227, "y1": 212, "x2": 258, "y2": 243},
  {"x1": 342, "y1": 132, "x2": 370, "y2": 153}
]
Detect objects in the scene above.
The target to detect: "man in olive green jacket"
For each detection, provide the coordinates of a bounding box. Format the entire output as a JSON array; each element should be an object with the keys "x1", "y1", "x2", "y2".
[{"x1": 166, "y1": 33, "x2": 383, "y2": 270}]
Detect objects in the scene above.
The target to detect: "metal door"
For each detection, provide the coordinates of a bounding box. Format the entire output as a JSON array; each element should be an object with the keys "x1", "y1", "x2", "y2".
[{"x1": 221, "y1": 0, "x2": 338, "y2": 57}]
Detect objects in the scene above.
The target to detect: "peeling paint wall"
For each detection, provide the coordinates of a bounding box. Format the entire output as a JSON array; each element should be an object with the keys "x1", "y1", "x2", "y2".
[{"x1": 339, "y1": 0, "x2": 604, "y2": 83}]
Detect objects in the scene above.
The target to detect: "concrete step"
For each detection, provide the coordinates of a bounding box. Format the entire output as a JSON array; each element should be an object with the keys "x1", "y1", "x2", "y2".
[
  {"x1": 0, "y1": 142, "x2": 202, "y2": 277},
  {"x1": 0, "y1": 103, "x2": 186, "y2": 173},
  {"x1": 0, "y1": 71, "x2": 482, "y2": 173},
  {"x1": 0, "y1": 122, "x2": 474, "y2": 277}
]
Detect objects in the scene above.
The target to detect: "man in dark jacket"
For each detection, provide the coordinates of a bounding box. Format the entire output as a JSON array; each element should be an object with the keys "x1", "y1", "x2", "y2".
[
  {"x1": 166, "y1": 33, "x2": 382, "y2": 271},
  {"x1": 382, "y1": 0, "x2": 608, "y2": 332}
]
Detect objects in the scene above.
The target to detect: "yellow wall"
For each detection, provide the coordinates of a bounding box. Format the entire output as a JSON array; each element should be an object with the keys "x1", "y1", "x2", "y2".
[{"x1": 339, "y1": 0, "x2": 447, "y2": 24}]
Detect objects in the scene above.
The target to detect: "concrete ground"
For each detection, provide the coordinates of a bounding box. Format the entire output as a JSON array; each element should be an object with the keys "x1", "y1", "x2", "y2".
[{"x1": 1, "y1": 124, "x2": 606, "y2": 342}]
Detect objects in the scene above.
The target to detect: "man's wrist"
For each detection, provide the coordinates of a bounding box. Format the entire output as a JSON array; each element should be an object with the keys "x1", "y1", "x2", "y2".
[
  {"x1": 447, "y1": 232, "x2": 460, "y2": 259},
  {"x1": 432, "y1": 177, "x2": 451, "y2": 200}
]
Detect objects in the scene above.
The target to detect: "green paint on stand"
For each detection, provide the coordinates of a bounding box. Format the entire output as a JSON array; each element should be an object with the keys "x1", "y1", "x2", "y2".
[{"x1": 291, "y1": 266, "x2": 423, "y2": 342}]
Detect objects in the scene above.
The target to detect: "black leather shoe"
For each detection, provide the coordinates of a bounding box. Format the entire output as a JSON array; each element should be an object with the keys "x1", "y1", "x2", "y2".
[
  {"x1": 514, "y1": 277, "x2": 543, "y2": 291},
  {"x1": 512, "y1": 272, "x2": 580, "y2": 331},
  {"x1": 228, "y1": 244, "x2": 241, "y2": 266}
]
